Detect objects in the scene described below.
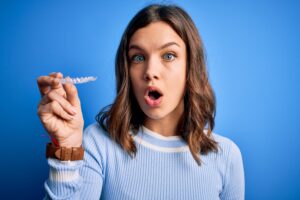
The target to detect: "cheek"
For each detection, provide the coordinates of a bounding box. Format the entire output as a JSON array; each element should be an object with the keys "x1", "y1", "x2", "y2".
[
  {"x1": 168, "y1": 62, "x2": 186, "y2": 83},
  {"x1": 166, "y1": 64, "x2": 186, "y2": 97},
  {"x1": 129, "y1": 69, "x2": 143, "y2": 97},
  {"x1": 129, "y1": 68, "x2": 138, "y2": 85},
  {"x1": 129, "y1": 66, "x2": 143, "y2": 81}
]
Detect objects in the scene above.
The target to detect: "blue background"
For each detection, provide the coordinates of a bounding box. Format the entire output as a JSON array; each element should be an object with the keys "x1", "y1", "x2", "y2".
[{"x1": 0, "y1": 0, "x2": 299, "y2": 199}]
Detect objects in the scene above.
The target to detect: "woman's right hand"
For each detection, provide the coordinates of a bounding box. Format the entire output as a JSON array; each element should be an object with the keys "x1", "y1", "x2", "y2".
[{"x1": 37, "y1": 72, "x2": 84, "y2": 148}]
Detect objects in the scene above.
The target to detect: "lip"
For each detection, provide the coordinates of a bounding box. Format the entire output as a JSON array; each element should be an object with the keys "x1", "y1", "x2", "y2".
[{"x1": 144, "y1": 86, "x2": 163, "y2": 107}]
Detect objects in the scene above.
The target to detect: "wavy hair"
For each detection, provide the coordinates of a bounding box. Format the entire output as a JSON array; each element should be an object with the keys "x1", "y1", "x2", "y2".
[{"x1": 96, "y1": 4, "x2": 218, "y2": 165}]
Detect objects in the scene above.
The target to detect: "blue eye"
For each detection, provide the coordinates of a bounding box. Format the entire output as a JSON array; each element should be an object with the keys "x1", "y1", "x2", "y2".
[
  {"x1": 163, "y1": 53, "x2": 176, "y2": 61},
  {"x1": 132, "y1": 55, "x2": 145, "y2": 63}
]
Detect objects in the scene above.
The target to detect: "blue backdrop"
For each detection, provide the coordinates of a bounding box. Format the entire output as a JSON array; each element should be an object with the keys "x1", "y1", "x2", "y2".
[{"x1": 0, "y1": 0, "x2": 299, "y2": 199}]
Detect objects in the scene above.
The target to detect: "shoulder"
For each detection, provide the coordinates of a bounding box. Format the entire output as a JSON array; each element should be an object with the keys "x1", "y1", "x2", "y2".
[
  {"x1": 203, "y1": 130, "x2": 243, "y2": 170},
  {"x1": 210, "y1": 131, "x2": 243, "y2": 159},
  {"x1": 210, "y1": 132, "x2": 244, "y2": 182},
  {"x1": 211, "y1": 132, "x2": 245, "y2": 197}
]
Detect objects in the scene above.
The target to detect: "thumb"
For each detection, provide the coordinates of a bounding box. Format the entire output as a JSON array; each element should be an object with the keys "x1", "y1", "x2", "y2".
[{"x1": 63, "y1": 81, "x2": 81, "y2": 107}]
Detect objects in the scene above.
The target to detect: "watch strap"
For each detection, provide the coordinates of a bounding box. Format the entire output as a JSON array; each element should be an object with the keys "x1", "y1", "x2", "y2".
[{"x1": 46, "y1": 143, "x2": 84, "y2": 161}]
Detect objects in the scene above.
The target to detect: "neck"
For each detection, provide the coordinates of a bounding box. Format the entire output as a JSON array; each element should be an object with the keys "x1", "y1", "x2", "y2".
[{"x1": 143, "y1": 101, "x2": 184, "y2": 137}]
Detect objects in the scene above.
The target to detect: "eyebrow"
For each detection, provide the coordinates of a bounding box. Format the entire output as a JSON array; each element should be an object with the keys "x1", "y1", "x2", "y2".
[{"x1": 128, "y1": 42, "x2": 180, "y2": 51}]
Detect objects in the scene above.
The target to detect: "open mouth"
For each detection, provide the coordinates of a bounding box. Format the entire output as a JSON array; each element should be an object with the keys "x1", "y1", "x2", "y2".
[
  {"x1": 148, "y1": 90, "x2": 162, "y2": 100},
  {"x1": 144, "y1": 86, "x2": 163, "y2": 107}
]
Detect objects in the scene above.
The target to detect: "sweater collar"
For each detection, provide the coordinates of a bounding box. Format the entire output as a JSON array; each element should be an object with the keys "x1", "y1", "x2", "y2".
[{"x1": 132, "y1": 126, "x2": 189, "y2": 153}]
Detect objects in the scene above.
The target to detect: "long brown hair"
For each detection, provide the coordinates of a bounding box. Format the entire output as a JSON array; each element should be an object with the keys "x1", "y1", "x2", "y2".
[{"x1": 96, "y1": 4, "x2": 218, "y2": 165}]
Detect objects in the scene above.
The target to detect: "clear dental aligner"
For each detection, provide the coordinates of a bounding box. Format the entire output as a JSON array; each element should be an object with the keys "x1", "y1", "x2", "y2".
[{"x1": 60, "y1": 76, "x2": 97, "y2": 84}]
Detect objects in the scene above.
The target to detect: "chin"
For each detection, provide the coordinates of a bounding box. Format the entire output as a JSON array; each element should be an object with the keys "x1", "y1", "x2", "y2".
[
  {"x1": 142, "y1": 108, "x2": 168, "y2": 120},
  {"x1": 145, "y1": 114, "x2": 163, "y2": 120}
]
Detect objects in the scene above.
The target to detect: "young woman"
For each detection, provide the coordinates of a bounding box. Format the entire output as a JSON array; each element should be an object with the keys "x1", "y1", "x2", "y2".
[{"x1": 37, "y1": 4, "x2": 244, "y2": 200}]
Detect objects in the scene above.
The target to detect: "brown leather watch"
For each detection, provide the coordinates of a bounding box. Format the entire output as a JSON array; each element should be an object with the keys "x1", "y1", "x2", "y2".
[{"x1": 46, "y1": 143, "x2": 84, "y2": 161}]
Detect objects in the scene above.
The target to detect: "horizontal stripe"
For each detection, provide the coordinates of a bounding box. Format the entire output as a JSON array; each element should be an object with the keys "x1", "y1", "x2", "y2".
[
  {"x1": 49, "y1": 169, "x2": 80, "y2": 182},
  {"x1": 133, "y1": 135, "x2": 190, "y2": 153},
  {"x1": 142, "y1": 126, "x2": 182, "y2": 141}
]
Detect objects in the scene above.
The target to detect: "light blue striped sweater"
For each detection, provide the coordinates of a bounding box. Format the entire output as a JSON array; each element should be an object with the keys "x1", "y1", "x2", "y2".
[{"x1": 44, "y1": 123, "x2": 245, "y2": 200}]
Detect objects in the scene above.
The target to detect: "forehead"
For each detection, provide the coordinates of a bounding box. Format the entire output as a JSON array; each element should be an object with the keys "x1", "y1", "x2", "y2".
[{"x1": 129, "y1": 21, "x2": 185, "y2": 49}]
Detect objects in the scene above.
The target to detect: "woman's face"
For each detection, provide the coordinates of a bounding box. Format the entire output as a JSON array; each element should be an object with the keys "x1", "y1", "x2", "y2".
[{"x1": 128, "y1": 21, "x2": 187, "y2": 121}]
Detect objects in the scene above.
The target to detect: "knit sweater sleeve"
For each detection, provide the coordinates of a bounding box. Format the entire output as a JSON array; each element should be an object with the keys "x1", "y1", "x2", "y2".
[
  {"x1": 220, "y1": 140, "x2": 245, "y2": 200},
  {"x1": 44, "y1": 124, "x2": 106, "y2": 200}
]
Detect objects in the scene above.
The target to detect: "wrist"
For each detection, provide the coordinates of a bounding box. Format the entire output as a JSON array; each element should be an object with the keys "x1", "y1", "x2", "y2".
[
  {"x1": 55, "y1": 133, "x2": 83, "y2": 148},
  {"x1": 57, "y1": 141, "x2": 82, "y2": 148}
]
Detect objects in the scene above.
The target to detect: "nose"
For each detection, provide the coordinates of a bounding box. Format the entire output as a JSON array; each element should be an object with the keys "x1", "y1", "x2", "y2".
[{"x1": 143, "y1": 56, "x2": 160, "y2": 82}]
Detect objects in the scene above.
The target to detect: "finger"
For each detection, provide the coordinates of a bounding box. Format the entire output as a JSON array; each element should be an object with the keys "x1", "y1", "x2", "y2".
[
  {"x1": 49, "y1": 72, "x2": 57, "y2": 77},
  {"x1": 39, "y1": 90, "x2": 63, "y2": 107},
  {"x1": 63, "y1": 79, "x2": 81, "y2": 107},
  {"x1": 49, "y1": 72, "x2": 67, "y2": 98},
  {"x1": 40, "y1": 101, "x2": 74, "y2": 121},
  {"x1": 37, "y1": 76, "x2": 61, "y2": 97},
  {"x1": 48, "y1": 72, "x2": 64, "y2": 90},
  {"x1": 50, "y1": 101, "x2": 74, "y2": 121},
  {"x1": 49, "y1": 72, "x2": 63, "y2": 80},
  {"x1": 37, "y1": 72, "x2": 56, "y2": 96},
  {"x1": 46, "y1": 90, "x2": 77, "y2": 115},
  {"x1": 39, "y1": 93, "x2": 51, "y2": 106},
  {"x1": 49, "y1": 72, "x2": 63, "y2": 77}
]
